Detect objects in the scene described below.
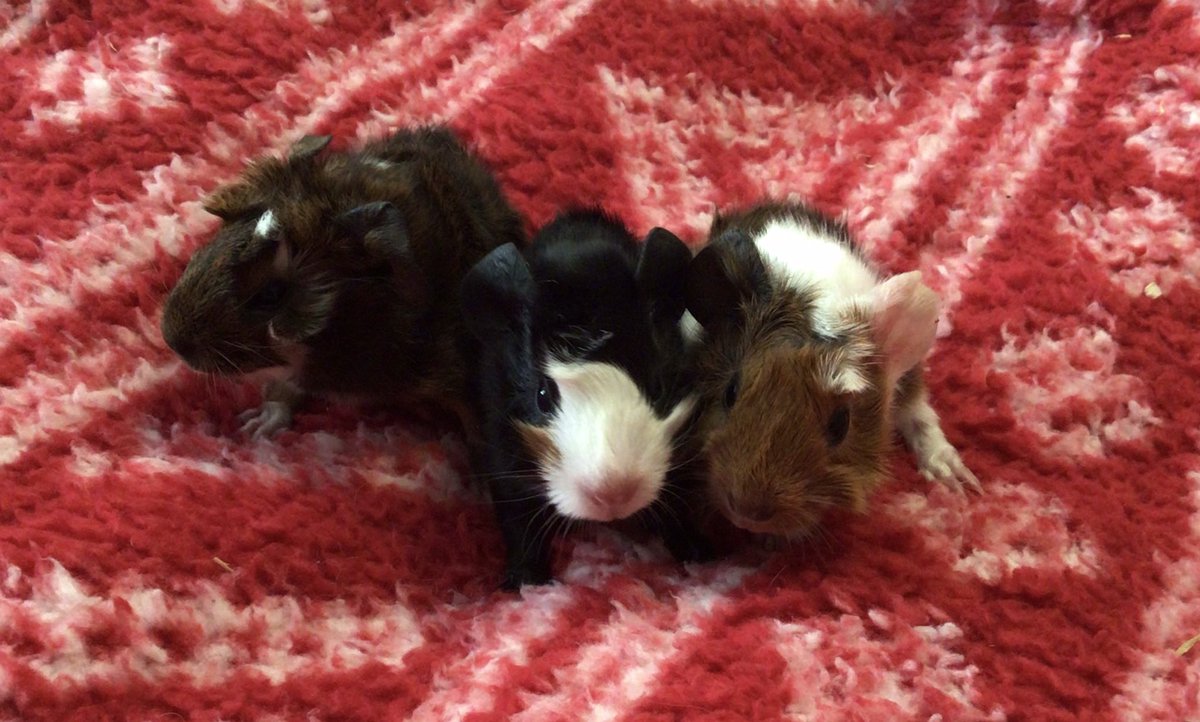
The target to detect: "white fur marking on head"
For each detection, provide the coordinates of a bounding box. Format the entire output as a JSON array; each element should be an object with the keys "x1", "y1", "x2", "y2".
[
  {"x1": 822, "y1": 355, "x2": 870, "y2": 394},
  {"x1": 752, "y1": 217, "x2": 879, "y2": 338},
  {"x1": 254, "y1": 209, "x2": 278, "y2": 239},
  {"x1": 540, "y1": 360, "x2": 691, "y2": 522},
  {"x1": 364, "y1": 157, "x2": 395, "y2": 170},
  {"x1": 680, "y1": 310, "x2": 705, "y2": 348}
]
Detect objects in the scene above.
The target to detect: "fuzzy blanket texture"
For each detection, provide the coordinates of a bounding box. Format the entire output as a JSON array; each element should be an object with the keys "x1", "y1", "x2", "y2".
[{"x1": 3, "y1": 0, "x2": 1200, "y2": 720}]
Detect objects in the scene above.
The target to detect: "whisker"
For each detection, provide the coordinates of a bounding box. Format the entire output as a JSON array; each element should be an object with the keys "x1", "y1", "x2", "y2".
[
  {"x1": 520, "y1": 504, "x2": 554, "y2": 558},
  {"x1": 491, "y1": 491, "x2": 553, "y2": 505}
]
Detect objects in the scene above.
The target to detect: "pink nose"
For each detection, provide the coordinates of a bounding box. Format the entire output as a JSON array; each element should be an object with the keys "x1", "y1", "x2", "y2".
[{"x1": 585, "y1": 479, "x2": 641, "y2": 513}]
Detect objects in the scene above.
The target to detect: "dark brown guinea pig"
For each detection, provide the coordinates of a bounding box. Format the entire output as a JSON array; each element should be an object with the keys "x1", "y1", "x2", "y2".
[
  {"x1": 160, "y1": 126, "x2": 524, "y2": 437},
  {"x1": 684, "y1": 200, "x2": 980, "y2": 540}
]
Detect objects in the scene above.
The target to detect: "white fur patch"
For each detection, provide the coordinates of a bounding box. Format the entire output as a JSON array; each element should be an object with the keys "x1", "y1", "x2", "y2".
[
  {"x1": 540, "y1": 360, "x2": 694, "y2": 522},
  {"x1": 363, "y1": 156, "x2": 395, "y2": 170},
  {"x1": 255, "y1": 209, "x2": 278, "y2": 239},
  {"x1": 750, "y1": 217, "x2": 880, "y2": 393},
  {"x1": 679, "y1": 310, "x2": 705, "y2": 347},
  {"x1": 752, "y1": 217, "x2": 879, "y2": 338}
]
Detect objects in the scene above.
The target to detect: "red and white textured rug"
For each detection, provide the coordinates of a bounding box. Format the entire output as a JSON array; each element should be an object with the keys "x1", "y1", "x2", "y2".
[{"x1": 2, "y1": 0, "x2": 1199, "y2": 719}]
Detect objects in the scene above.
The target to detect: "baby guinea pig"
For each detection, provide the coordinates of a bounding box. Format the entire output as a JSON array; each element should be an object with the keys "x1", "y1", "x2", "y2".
[
  {"x1": 460, "y1": 209, "x2": 711, "y2": 589},
  {"x1": 160, "y1": 126, "x2": 524, "y2": 437},
  {"x1": 684, "y1": 200, "x2": 980, "y2": 539}
]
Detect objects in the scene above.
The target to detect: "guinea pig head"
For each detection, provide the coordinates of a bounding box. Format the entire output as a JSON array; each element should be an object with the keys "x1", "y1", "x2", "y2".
[
  {"x1": 461, "y1": 228, "x2": 696, "y2": 523},
  {"x1": 686, "y1": 229, "x2": 939, "y2": 537},
  {"x1": 161, "y1": 135, "x2": 421, "y2": 376}
]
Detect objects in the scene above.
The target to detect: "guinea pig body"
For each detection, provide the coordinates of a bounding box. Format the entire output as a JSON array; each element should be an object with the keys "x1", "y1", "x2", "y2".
[
  {"x1": 685, "y1": 200, "x2": 979, "y2": 539},
  {"x1": 461, "y1": 209, "x2": 710, "y2": 589},
  {"x1": 161, "y1": 127, "x2": 524, "y2": 436}
]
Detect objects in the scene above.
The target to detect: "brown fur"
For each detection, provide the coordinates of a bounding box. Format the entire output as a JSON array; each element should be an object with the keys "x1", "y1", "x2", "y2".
[
  {"x1": 693, "y1": 288, "x2": 894, "y2": 538},
  {"x1": 161, "y1": 126, "x2": 525, "y2": 433},
  {"x1": 515, "y1": 422, "x2": 561, "y2": 471},
  {"x1": 687, "y1": 200, "x2": 908, "y2": 540}
]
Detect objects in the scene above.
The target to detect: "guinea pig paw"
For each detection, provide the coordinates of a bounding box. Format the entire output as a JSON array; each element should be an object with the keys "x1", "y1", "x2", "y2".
[
  {"x1": 238, "y1": 401, "x2": 293, "y2": 439},
  {"x1": 918, "y1": 444, "x2": 982, "y2": 494}
]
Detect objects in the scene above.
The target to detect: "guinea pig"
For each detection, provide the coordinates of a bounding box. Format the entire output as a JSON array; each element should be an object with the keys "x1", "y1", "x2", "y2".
[
  {"x1": 684, "y1": 200, "x2": 980, "y2": 540},
  {"x1": 460, "y1": 209, "x2": 711, "y2": 589},
  {"x1": 160, "y1": 126, "x2": 524, "y2": 437}
]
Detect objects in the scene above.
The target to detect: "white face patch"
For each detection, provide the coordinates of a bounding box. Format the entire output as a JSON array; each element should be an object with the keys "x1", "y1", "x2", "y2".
[
  {"x1": 538, "y1": 360, "x2": 695, "y2": 522},
  {"x1": 254, "y1": 209, "x2": 278, "y2": 239}
]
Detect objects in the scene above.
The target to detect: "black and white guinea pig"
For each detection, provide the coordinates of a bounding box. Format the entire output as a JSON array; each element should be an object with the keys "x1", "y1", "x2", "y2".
[{"x1": 460, "y1": 209, "x2": 711, "y2": 589}]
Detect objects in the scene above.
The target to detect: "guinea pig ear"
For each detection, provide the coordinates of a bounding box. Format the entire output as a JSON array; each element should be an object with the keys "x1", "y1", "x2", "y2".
[
  {"x1": 636, "y1": 227, "x2": 693, "y2": 325},
  {"x1": 684, "y1": 228, "x2": 770, "y2": 328},
  {"x1": 287, "y1": 134, "x2": 332, "y2": 163},
  {"x1": 869, "y1": 271, "x2": 940, "y2": 378},
  {"x1": 202, "y1": 181, "x2": 268, "y2": 220},
  {"x1": 460, "y1": 243, "x2": 535, "y2": 341},
  {"x1": 335, "y1": 201, "x2": 409, "y2": 263}
]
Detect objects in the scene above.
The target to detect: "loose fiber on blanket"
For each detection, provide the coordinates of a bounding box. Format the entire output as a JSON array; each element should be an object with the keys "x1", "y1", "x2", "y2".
[{"x1": 1, "y1": 1, "x2": 1198, "y2": 720}]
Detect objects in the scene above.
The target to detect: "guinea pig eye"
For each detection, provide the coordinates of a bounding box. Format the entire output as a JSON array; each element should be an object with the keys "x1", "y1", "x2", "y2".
[
  {"x1": 825, "y1": 405, "x2": 850, "y2": 447},
  {"x1": 249, "y1": 278, "x2": 288, "y2": 312},
  {"x1": 723, "y1": 372, "x2": 740, "y2": 409},
  {"x1": 536, "y1": 374, "x2": 560, "y2": 415}
]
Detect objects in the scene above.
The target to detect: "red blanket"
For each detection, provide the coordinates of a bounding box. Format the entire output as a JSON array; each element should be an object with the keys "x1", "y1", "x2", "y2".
[{"x1": 2, "y1": 1, "x2": 1197, "y2": 720}]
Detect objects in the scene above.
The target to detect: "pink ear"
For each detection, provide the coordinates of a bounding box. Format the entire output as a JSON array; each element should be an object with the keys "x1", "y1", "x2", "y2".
[{"x1": 871, "y1": 271, "x2": 939, "y2": 376}]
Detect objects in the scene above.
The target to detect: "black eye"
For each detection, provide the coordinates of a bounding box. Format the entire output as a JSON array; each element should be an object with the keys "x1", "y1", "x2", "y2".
[
  {"x1": 536, "y1": 375, "x2": 560, "y2": 415},
  {"x1": 723, "y1": 372, "x2": 740, "y2": 409},
  {"x1": 826, "y1": 405, "x2": 850, "y2": 446},
  {"x1": 250, "y1": 279, "x2": 287, "y2": 311}
]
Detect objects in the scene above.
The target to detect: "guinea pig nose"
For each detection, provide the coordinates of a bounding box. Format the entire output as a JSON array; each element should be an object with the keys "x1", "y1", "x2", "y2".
[
  {"x1": 163, "y1": 329, "x2": 195, "y2": 360},
  {"x1": 586, "y1": 480, "x2": 640, "y2": 511}
]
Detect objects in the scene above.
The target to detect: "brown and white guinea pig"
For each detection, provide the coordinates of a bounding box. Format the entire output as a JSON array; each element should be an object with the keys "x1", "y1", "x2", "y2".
[
  {"x1": 160, "y1": 126, "x2": 524, "y2": 437},
  {"x1": 460, "y1": 209, "x2": 712, "y2": 589},
  {"x1": 683, "y1": 200, "x2": 980, "y2": 540}
]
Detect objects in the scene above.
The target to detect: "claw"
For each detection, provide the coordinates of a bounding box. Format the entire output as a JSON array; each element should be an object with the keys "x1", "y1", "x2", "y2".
[
  {"x1": 917, "y1": 442, "x2": 982, "y2": 494},
  {"x1": 238, "y1": 400, "x2": 293, "y2": 439}
]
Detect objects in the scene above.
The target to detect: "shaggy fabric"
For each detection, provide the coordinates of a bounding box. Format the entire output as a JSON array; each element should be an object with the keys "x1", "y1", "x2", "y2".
[{"x1": 1, "y1": 0, "x2": 1198, "y2": 719}]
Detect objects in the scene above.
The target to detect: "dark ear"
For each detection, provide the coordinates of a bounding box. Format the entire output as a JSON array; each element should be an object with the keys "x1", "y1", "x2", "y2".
[
  {"x1": 460, "y1": 243, "x2": 535, "y2": 341},
  {"x1": 287, "y1": 134, "x2": 332, "y2": 162},
  {"x1": 685, "y1": 228, "x2": 770, "y2": 328},
  {"x1": 335, "y1": 201, "x2": 409, "y2": 262},
  {"x1": 202, "y1": 181, "x2": 267, "y2": 220},
  {"x1": 636, "y1": 227, "x2": 693, "y2": 325}
]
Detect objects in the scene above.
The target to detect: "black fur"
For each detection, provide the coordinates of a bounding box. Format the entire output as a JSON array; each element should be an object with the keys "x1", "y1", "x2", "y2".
[
  {"x1": 163, "y1": 126, "x2": 524, "y2": 422},
  {"x1": 461, "y1": 209, "x2": 712, "y2": 590}
]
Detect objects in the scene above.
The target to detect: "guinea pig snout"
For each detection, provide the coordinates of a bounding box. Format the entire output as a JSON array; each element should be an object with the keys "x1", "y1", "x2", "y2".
[
  {"x1": 161, "y1": 321, "x2": 227, "y2": 373},
  {"x1": 161, "y1": 319, "x2": 204, "y2": 365},
  {"x1": 162, "y1": 327, "x2": 196, "y2": 361},
  {"x1": 581, "y1": 475, "x2": 646, "y2": 520},
  {"x1": 721, "y1": 489, "x2": 778, "y2": 531}
]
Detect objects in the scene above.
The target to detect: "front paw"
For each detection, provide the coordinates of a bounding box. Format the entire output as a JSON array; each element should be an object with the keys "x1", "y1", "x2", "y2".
[
  {"x1": 500, "y1": 562, "x2": 553, "y2": 591},
  {"x1": 238, "y1": 401, "x2": 293, "y2": 439},
  {"x1": 917, "y1": 441, "x2": 982, "y2": 494}
]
